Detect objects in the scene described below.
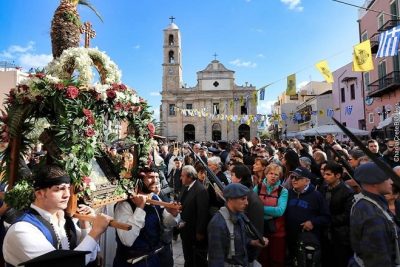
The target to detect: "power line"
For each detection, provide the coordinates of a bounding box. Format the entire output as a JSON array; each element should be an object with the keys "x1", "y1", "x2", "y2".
[{"x1": 332, "y1": 0, "x2": 400, "y2": 18}]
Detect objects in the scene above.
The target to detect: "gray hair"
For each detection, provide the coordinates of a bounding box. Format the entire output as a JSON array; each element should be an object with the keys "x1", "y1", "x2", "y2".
[
  {"x1": 208, "y1": 156, "x2": 221, "y2": 166},
  {"x1": 394, "y1": 166, "x2": 400, "y2": 172},
  {"x1": 182, "y1": 165, "x2": 198, "y2": 180}
]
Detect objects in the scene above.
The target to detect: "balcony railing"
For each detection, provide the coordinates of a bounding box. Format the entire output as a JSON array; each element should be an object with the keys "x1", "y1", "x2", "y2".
[
  {"x1": 367, "y1": 71, "x2": 400, "y2": 97},
  {"x1": 369, "y1": 33, "x2": 380, "y2": 54},
  {"x1": 378, "y1": 20, "x2": 400, "y2": 32}
]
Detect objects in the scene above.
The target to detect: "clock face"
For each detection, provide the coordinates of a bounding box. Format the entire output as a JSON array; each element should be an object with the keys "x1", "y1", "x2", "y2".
[
  {"x1": 168, "y1": 68, "x2": 174, "y2": 75},
  {"x1": 365, "y1": 96, "x2": 373, "y2": 106}
]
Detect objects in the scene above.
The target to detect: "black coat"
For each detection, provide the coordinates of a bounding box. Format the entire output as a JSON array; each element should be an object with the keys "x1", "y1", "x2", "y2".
[
  {"x1": 179, "y1": 180, "x2": 210, "y2": 243},
  {"x1": 320, "y1": 181, "x2": 354, "y2": 245}
]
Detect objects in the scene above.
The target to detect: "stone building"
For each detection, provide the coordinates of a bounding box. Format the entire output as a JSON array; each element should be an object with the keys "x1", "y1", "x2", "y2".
[{"x1": 160, "y1": 21, "x2": 257, "y2": 142}]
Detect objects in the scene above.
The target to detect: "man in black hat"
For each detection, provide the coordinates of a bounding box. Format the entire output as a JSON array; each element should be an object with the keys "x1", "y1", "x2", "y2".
[
  {"x1": 208, "y1": 183, "x2": 268, "y2": 267},
  {"x1": 3, "y1": 164, "x2": 111, "y2": 267},
  {"x1": 113, "y1": 166, "x2": 180, "y2": 267},
  {"x1": 167, "y1": 157, "x2": 183, "y2": 200},
  {"x1": 349, "y1": 162, "x2": 399, "y2": 267},
  {"x1": 217, "y1": 140, "x2": 229, "y2": 164},
  {"x1": 285, "y1": 166, "x2": 330, "y2": 266}
]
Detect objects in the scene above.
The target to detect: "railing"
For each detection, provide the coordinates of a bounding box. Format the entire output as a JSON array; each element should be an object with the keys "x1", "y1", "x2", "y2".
[
  {"x1": 369, "y1": 33, "x2": 380, "y2": 54},
  {"x1": 378, "y1": 20, "x2": 400, "y2": 32},
  {"x1": 367, "y1": 71, "x2": 400, "y2": 97}
]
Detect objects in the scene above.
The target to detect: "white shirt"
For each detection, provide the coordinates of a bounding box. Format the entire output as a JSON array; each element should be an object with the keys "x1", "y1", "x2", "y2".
[
  {"x1": 187, "y1": 180, "x2": 196, "y2": 191},
  {"x1": 3, "y1": 204, "x2": 98, "y2": 266},
  {"x1": 114, "y1": 196, "x2": 180, "y2": 247}
]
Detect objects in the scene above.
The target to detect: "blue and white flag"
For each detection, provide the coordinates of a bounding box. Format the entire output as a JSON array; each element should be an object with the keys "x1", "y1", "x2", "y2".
[
  {"x1": 377, "y1": 25, "x2": 400, "y2": 58},
  {"x1": 281, "y1": 113, "x2": 287, "y2": 121},
  {"x1": 345, "y1": 105, "x2": 353, "y2": 115},
  {"x1": 327, "y1": 108, "x2": 334, "y2": 118},
  {"x1": 259, "y1": 88, "x2": 265, "y2": 101}
]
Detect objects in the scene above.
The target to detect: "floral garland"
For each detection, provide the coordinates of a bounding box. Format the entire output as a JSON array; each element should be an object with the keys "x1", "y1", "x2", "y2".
[
  {"x1": 0, "y1": 47, "x2": 155, "y2": 208},
  {"x1": 47, "y1": 47, "x2": 121, "y2": 85}
]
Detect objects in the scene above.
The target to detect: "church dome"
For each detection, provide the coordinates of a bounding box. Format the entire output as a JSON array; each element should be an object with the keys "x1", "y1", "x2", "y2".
[{"x1": 166, "y1": 23, "x2": 179, "y2": 30}]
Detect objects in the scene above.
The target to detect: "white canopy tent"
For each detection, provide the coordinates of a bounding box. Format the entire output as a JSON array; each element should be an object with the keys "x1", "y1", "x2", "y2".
[{"x1": 298, "y1": 124, "x2": 369, "y2": 136}]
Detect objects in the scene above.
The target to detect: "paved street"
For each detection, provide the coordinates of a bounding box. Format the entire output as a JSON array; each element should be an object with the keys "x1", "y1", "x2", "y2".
[{"x1": 172, "y1": 236, "x2": 185, "y2": 267}]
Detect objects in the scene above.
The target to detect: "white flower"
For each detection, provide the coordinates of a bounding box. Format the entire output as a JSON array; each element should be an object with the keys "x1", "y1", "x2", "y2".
[{"x1": 89, "y1": 182, "x2": 96, "y2": 191}]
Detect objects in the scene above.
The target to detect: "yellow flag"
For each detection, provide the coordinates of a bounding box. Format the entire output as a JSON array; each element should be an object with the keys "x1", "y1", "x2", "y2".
[
  {"x1": 319, "y1": 109, "x2": 324, "y2": 116},
  {"x1": 286, "y1": 74, "x2": 296, "y2": 96},
  {"x1": 315, "y1": 60, "x2": 334, "y2": 83},
  {"x1": 240, "y1": 96, "x2": 244, "y2": 106},
  {"x1": 252, "y1": 91, "x2": 258, "y2": 105},
  {"x1": 353, "y1": 40, "x2": 374, "y2": 72},
  {"x1": 229, "y1": 100, "x2": 234, "y2": 111}
]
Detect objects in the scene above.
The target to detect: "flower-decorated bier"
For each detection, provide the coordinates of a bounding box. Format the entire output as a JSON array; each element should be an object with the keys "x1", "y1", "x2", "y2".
[{"x1": 0, "y1": 47, "x2": 155, "y2": 211}]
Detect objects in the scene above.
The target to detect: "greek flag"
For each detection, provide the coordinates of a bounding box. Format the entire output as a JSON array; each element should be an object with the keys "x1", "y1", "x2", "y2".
[
  {"x1": 327, "y1": 108, "x2": 334, "y2": 118},
  {"x1": 281, "y1": 113, "x2": 287, "y2": 121},
  {"x1": 345, "y1": 105, "x2": 353, "y2": 115},
  {"x1": 377, "y1": 25, "x2": 400, "y2": 58}
]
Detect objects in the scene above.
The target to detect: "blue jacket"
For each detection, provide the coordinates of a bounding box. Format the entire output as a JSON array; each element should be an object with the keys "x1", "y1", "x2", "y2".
[{"x1": 285, "y1": 184, "x2": 330, "y2": 238}]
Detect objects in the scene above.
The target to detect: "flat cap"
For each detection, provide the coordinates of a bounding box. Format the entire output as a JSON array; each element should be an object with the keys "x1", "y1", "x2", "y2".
[
  {"x1": 299, "y1": 157, "x2": 312, "y2": 166},
  {"x1": 354, "y1": 162, "x2": 389, "y2": 184},
  {"x1": 223, "y1": 183, "x2": 250, "y2": 199},
  {"x1": 290, "y1": 166, "x2": 313, "y2": 180},
  {"x1": 208, "y1": 147, "x2": 221, "y2": 155}
]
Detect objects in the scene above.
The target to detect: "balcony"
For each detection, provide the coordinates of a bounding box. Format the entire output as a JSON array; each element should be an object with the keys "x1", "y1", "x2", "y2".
[
  {"x1": 367, "y1": 71, "x2": 400, "y2": 97},
  {"x1": 369, "y1": 33, "x2": 380, "y2": 54},
  {"x1": 378, "y1": 20, "x2": 400, "y2": 32}
]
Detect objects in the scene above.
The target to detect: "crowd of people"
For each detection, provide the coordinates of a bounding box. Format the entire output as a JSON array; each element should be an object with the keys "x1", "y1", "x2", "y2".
[{"x1": 0, "y1": 134, "x2": 399, "y2": 267}]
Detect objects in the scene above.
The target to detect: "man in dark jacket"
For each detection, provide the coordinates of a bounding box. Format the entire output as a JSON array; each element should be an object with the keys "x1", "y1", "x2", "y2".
[
  {"x1": 208, "y1": 183, "x2": 267, "y2": 267},
  {"x1": 349, "y1": 162, "x2": 400, "y2": 267},
  {"x1": 285, "y1": 166, "x2": 330, "y2": 265},
  {"x1": 178, "y1": 165, "x2": 210, "y2": 267},
  {"x1": 320, "y1": 161, "x2": 354, "y2": 267}
]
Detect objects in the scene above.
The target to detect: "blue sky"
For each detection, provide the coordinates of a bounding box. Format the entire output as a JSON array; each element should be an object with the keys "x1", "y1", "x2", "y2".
[{"x1": 0, "y1": 0, "x2": 365, "y2": 120}]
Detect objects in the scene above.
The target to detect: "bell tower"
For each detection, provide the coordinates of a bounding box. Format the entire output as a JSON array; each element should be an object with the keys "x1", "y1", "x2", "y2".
[{"x1": 162, "y1": 16, "x2": 183, "y2": 91}]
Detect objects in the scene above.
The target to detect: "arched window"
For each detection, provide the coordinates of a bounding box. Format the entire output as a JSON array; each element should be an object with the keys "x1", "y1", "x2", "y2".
[
  {"x1": 168, "y1": 51, "x2": 175, "y2": 63},
  {"x1": 184, "y1": 124, "x2": 195, "y2": 141},
  {"x1": 169, "y1": 34, "x2": 174, "y2": 45},
  {"x1": 238, "y1": 124, "x2": 250, "y2": 141},
  {"x1": 212, "y1": 123, "x2": 221, "y2": 141}
]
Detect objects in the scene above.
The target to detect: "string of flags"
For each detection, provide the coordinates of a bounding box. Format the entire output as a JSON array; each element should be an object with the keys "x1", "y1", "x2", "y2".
[
  {"x1": 254, "y1": 23, "x2": 400, "y2": 99},
  {"x1": 174, "y1": 106, "x2": 267, "y2": 126}
]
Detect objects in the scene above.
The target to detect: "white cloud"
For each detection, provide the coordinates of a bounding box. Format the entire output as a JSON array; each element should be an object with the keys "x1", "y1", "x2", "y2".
[
  {"x1": 0, "y1": 41, "x2": 52, "y2": 69},
  {"x1": 257, "y1": 100, "x2": 275, "y2": 115},
  {"x1": 150, "y1": 91, "x2": 161, "y2": 96},
  {"x1": 133, "y1": 44, "x2": 140, "y2": 49},
  {"x1": 0, "y1": 41, "x2": 35, "y2": 59},
  {"x1": 229, "y1": 59, "x2": 257, "y2": 68},
  {"x1": 19, "y1": 53, "x2": 53, "y2": 69},
  {"x1": 257, "y1": 53, "x2": 265, "y2": 58},
  {"x1": 281, "y1": 0, "x2": 304, "y2": 11}
]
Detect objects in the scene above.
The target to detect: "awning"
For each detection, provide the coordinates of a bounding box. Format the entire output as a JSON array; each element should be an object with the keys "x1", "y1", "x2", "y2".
[{"x1": 377, "y1": 113, "x2": 398, "y2": 129}]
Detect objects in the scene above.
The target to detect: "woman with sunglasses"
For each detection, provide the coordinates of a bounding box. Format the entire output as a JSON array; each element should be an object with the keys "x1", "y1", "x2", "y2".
[{"x1": 255, "y1": 163, "x2": 288, "y2": 267}]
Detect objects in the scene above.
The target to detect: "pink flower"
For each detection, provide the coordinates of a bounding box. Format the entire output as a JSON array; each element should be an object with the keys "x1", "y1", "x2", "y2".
[
  {"x1": 83, "y1": 176, "x2": 91, "y2": 185},
  {"x1": 119, "y1": 84, "x2": 127, "y2": 91},
  {"x1": 65, "y1": 86, "x2": 79, "y2": 99},
  {"x1": 132, "y1": 106, "x2": 142, "y2": 113},
  {"x1": 55, "y1": 83, "x2": 65, "y2": 91},
  {"x1": 147, "y1": 123, "x2": 155, "y2": 138},
  {"x1": 86, "y1": 116, "x2": 95, "y2": 125},
  {"x1": 83, "y1": 108, "x2": 92, "y2": 118},
  {"x1": 85, "y1": 128, "x2": 96, "y2": 137},
  {"x1": 111, "y1": 83, "x2": 120, "y2": 91},
  {"x1": 114, "y1": 102, "x2": 123, "y2": 111},
  {"x1": 106, "y1": 89, "x2": 116, "y2": 100},
  {"x1": 35, "y1": 73, "x2": 45, "y2": 79}
]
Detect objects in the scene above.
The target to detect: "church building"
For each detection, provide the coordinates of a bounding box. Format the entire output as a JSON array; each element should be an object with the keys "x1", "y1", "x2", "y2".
[{"x1": 160, "y1": 19, "x2": 257, "y2": 142}]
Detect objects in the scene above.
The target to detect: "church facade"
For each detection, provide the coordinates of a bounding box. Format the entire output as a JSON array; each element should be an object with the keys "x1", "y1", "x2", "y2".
[{"x1": 160, "y1": 21, "x2": 257, "y2": 142}]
